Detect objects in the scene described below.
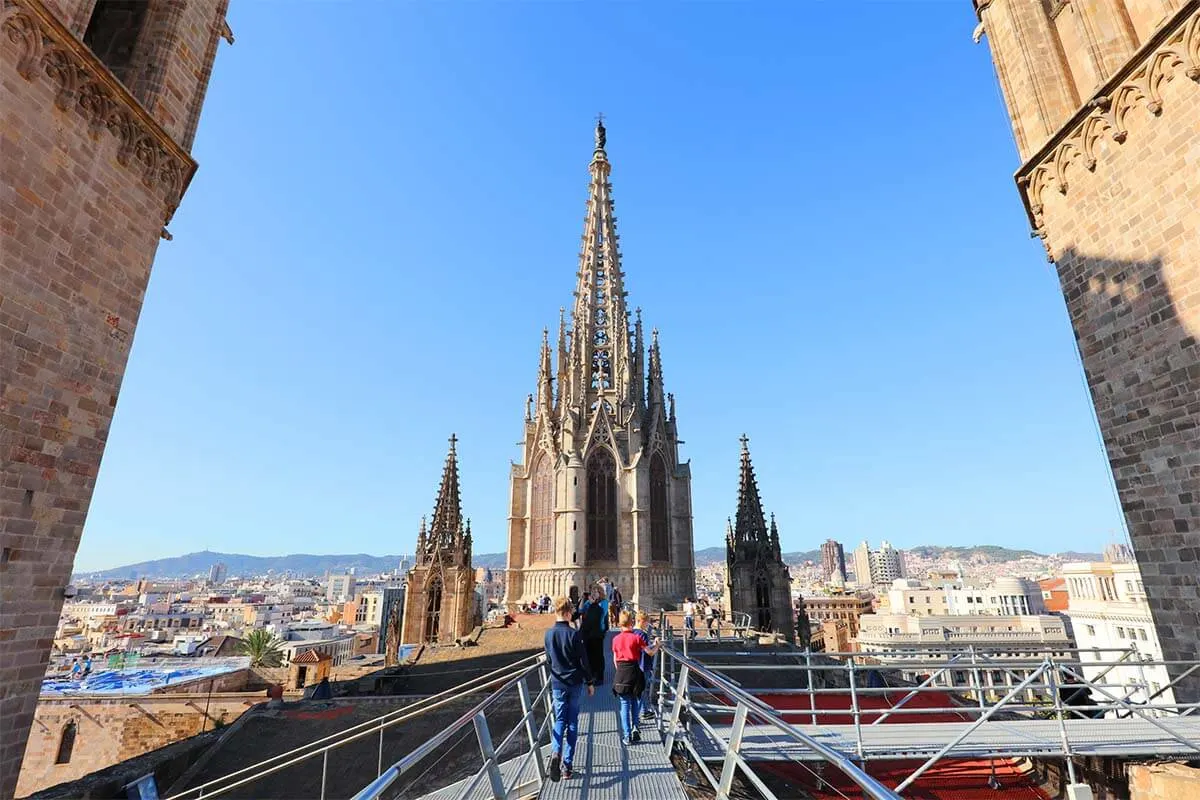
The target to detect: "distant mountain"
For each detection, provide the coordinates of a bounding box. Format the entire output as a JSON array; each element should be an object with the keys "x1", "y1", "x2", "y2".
[
  {"x1": 80, "y1": 543, "x2": 1103, "y2": 580},
  {"x1": 903, "y1": 545, "x2": 1101, "y2": 563}
]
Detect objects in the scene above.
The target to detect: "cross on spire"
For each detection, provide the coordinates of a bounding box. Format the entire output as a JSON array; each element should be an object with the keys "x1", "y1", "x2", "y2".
[{"x1": 448, "y1": 433, "x2": 457, "y2": 452}]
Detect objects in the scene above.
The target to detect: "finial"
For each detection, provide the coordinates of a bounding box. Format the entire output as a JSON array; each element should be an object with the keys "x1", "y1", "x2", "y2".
[
  {"x1": 594, "y1": 113, "x2": 607, "y2": 150},
  {"x1": 651, "y1": 327, "x2": 659, "y2": 345},
  {"x1": 448, "y1": 433, "x2": 457, "y2": 453},
  {"x1": 740, "y1": 433, "x2": 749, "y2": 451}
]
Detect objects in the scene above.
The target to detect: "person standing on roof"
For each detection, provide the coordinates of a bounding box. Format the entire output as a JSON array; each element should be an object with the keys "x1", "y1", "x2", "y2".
[
  {"x1": 682, "y1": 597, "x2": 697, "y2": 639},
  {"x1": 576, "y1": 588, "x2": 608, "y2": 683},
  {"x1": 544, "y1": 596, "x2": 595, "y2": 782},
  {"x1": 612, "y1": 610, "x2": 658, "y2": 746}
]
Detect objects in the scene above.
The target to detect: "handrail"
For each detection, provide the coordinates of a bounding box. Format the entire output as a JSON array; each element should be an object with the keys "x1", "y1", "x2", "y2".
[
  {"x1": 167, "y1": 651, "x2": 545, "y2": 800},
  {"x1": 657, "y1": 642, "x2": 902, "y2": 800},
  {"x1": 353, "y1": 658, "x2": 550, "y2": 800}
]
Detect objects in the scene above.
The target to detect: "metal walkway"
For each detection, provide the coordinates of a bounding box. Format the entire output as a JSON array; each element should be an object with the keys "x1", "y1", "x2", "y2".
[
  {"x1": 538, "y1": 632, "x2": 688, "y2": 800},
  {"x1": 691, "y1": 716, "x2": 1200, "y2": 762}
]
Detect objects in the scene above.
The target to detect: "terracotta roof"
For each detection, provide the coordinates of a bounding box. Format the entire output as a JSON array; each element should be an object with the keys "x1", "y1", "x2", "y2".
[{"x1": 293, "y1": 649, "x2": 332, "y2": 664}]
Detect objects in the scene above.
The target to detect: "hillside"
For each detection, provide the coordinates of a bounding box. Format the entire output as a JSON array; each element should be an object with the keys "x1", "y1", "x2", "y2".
[{"x1": 80, "y1": 542, "x2": 1097, "y2": 581}]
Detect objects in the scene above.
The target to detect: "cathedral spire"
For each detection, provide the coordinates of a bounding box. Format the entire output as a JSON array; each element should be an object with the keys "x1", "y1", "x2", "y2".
[
  {"x1": 429, "y1": 434, "x2": 463, "y2": 550},
  {"x1": 569, "y1": 118, "x2": 633, "y2": 414},
  {"x1": 556, "y1": 307, "x2": 569, "y2": 412},
  {"x1": 647, "y1": 328, "x2": 664, "y2": 407},
  {"x1": 733, "y1": 434, "x2": 769, "y2": 546},
  {"x1": 537, "y1": 328, "x2": 553, "y2": 414}
]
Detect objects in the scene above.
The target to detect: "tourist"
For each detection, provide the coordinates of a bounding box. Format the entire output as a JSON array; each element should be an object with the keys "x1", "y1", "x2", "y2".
[
  {"x1": 612, "y1": 610, "x2": 658, "y2": 746},
  {"x1": 634, "y1": 611, "x2": 657, "y2": 719},
  {"x1": 81, "y1": 654, "x2": 93, "y2": 677},
  {"x1": 609, "y1": 586, "x2": 623, "y2": 626},
  {"x1": 544, "y1": 596, "x2": 595, "y2": 782},
  {"x1": 682, "y1": 597, "x2": 697, "y2": 639},
  {"x1": 577, "y1": 588, "x2": 608, "y2": 683},
  {"x1": 706, "y1": 601, "x2": 720, "y2": 639},
  {"x1": 69, "y1": 658, "x2": 81, "y2": 679}
]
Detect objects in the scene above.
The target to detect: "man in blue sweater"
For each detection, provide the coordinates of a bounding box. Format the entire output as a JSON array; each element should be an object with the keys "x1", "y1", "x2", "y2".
[{"x1": 544, "y1": 596, "x2": 595, "y2": 781}]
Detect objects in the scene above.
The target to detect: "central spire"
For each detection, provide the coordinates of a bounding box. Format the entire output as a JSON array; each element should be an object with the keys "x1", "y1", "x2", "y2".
[{"x1": 567, "y1": 118, "x2": 633, "y2": 413}]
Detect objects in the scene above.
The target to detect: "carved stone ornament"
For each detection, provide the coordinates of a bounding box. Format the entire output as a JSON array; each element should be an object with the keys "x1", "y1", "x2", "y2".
[
  {"x1": 1017, "y1": 5, "x2": 1200, "y2": 251},
  {"x1": 1, "y1": 0, "x2": 197, "y2": 224}
]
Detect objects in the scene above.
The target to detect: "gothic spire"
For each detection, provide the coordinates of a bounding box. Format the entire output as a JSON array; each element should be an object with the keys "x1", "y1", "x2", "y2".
[
  {"x1": 537, "y1": 328, "x2": 553, "y2": 414},
  {"x1": 556, "y1": 307, "x2": 569, "y2": 412},
  {"x1": 569, "y1": 118, "x2": 633, "y2": 412},
  {"x1": 632, "y1": 308, "x2": 645, "y2": 410},
  {"x1": 733, "y1": 434, "x2": 769, "y2": 546},
  {"x1": 647, "y1": 328, "x2": 664, "y2": 407},
  {"x1": 429, "y1": 434, "x2": 463, "y2": 550}
]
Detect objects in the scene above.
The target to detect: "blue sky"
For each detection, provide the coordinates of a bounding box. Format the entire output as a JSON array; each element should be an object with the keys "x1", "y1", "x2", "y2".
[{"x1": 76, "y1": 2, "x2": 1129, "y2": 571}]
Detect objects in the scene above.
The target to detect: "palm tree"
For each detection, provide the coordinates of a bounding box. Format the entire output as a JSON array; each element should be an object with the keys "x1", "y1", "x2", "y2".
[{"x1": 239, "y1": 629, "x2": 284, "y2": 667}]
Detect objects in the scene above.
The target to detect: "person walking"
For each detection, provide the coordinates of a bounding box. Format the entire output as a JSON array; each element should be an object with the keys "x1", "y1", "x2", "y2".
[
  {"x1": 682, "y1": 597, "x2": 697, "y2": 639},
  {"x1": 706, "y1": 601, "x2": 719, "y2": 639},
  {"x1": 634, "y1": 611, "x2": 657, "y2": 720},
  {"x1": 609, "y1": 586, "x2": 623, "y2": 626},
  {"x1": 544, "y1": 596, "x2": 596, "y2": 782},
  {"x1": 578, "y1": 588, "x2": 608, "y2": 684},
  {"x1": 612, "y1": 610, "x2": 658, "y2": 746}
]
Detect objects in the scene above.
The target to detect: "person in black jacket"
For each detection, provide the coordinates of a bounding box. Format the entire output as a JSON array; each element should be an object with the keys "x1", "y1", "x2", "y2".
[
  {"x1": 544, "y1": 596, "x2": 595, "y2": 781},
  {"x1": 576, "y1": 588, "x2": 608, "y2": 684}
]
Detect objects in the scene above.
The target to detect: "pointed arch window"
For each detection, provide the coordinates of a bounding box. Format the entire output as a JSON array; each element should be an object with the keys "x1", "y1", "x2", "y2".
[
  {"x1": 649, "y1": 454, "x2": 670, "y2": 562},
  {"x1": 56, "y1": 721, "x2": 77, "y2": 764},
  {"x1": 586, "y1": 449, "x2": 618, "y2": 561},
  {"x1": 531, "y1": 458, "x2": 554, "y2": 563}
]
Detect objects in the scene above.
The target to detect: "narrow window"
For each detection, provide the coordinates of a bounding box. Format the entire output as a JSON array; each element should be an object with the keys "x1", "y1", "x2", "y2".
[
  {"x1": 530, "y1": 458, "x2": 553, "y2": 563},
  {"x1": 586, "y1": 449, "x2": 618, "y2": 561},
  {"x1": 56, "y1": 722, "x2": 77, "y2": 764},
  {"x1": 649, "y1": 454, "x2": 670, "y2": 562},
  {"x1": 82, "y1": 0, "x2": 149, "y2": 84}
]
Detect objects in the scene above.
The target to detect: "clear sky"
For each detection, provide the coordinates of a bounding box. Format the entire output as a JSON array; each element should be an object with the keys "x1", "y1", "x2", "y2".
[{"x1": 75, "y1": 1, "x2": 1129, "y2": 572}]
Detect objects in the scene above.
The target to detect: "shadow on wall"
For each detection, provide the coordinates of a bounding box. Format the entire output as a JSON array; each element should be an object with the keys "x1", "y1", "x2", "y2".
[{"x1": 1056, "y1": 247, "x2": 1199, "y2": 702}]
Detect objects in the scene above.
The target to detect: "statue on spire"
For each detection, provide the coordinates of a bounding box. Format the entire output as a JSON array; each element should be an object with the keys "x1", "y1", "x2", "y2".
[{"x1": 595, "y1": 112, "x2": 606, "y2": 150}]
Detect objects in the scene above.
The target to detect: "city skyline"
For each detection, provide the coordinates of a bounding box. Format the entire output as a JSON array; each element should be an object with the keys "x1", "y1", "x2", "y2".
[{"x1": 74, "y1": 2, "x2": 1127, "y2": 572}]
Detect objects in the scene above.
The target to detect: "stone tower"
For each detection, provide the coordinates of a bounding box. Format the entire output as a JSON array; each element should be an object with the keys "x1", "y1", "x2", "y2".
[
  {"x1": 723, "y1": 436, "x2": 794, "y2": 643},
  {"x1": 973, "y1": 1, "x2": 1200, "y2": 702},
  {"x1": 401, "y1": 436, "x2": 477, "y2": 645},
  {"x1": 504, "y1": 121, "x2": 696, "y2": 609},
  {"x1": 0, "y1": 0, "x2": 231, "y2": 793}
]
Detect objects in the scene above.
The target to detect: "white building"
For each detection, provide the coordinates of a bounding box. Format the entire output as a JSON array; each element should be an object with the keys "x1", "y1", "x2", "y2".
[
  {"x1": 326, "y1": 574, "x2": 356, "y2": 603},
  {"x1": 1062, "y1": 560, "x2": 1174, "y2": 711},
  {"x1": 279, "y1": 621, "x2": 355, "y2": 666},
  {"x1": 858, "y1": 612, "x2": 1074, "y2": 695},
  {"x1": 852, "y1": 540, "x2": 907, "y2": 587}
]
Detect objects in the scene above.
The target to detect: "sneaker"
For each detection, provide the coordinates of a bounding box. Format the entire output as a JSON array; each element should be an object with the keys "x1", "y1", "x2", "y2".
[
  {"x1": 563, "y1": 766, "x2": 574, "y2": 780},
  {"x1": 631, "y1": 729, "x2": 641, "y2": 743},
  {"x1": 621, "y1": 737, "x2": 632, "y2": 746},
  {"x1": 641, "y1": 709, "x2": 655, "y2": 720},
  {"x1": 549, "y1": 753, "x2": 561, "y2": 782}
]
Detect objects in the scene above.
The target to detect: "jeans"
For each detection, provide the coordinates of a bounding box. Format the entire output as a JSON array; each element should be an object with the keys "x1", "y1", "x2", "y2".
[
  {"x1": 642, "y1": 668, "x2": 655, "y2": 711},
  {"x1": 617, "y1": 693, "x2": 641, "y2": 741},
  {"x1": 551, "y1": 684, "x2": 583, "y2": 766},
  {"x1": 685, "y1": 615, "x2": 696, "y2": 638}
]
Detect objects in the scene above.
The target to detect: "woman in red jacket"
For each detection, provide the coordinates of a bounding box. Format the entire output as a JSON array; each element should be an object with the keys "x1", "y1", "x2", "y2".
[{"x1": 611, "y1": 610, "x2": 659, "y2": 746}]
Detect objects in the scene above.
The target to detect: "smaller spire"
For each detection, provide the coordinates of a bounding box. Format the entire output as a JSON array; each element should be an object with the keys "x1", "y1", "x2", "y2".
[{"x1": 537, "y1": 329, "x2": 553, "y2": 413}]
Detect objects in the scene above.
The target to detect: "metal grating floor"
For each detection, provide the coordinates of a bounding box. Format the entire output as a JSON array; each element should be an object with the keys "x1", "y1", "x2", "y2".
[
  {"x1": 538, "y1": 632, "x2": 689, "y2": 800},
  {"x1": 690, "y1": 716, "x2": 1200, "y2": 762},
  {"x1": 417, "y1": 632, "x2": 688, "y2": 800}
]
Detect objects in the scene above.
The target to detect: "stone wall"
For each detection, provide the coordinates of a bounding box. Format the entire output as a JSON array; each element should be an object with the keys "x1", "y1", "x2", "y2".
[
  {"x1": 16, "y1": 693, "x2": 262, "y2": 797},
  {"x1": 1129, "y1": 762, "x2": 1200, "y2": 799},
  {"x1": 976, "y1": 0, "x2": 1200, "y2": 701},
  {"x1": 0, "y1": 1, "x2": 227, "y2": 794}
]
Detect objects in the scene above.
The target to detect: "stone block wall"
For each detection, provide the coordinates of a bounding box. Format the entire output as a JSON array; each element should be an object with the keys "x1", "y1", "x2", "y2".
[
  {"x1": 976, "y1": 1, "x2": 1200, "y2": 701},
  {"x1": 1129, "y1": 762, "x2": 1200, "y2": 799},
  {"x1": 15, "y1": 693, "x2": 260, "y2": 797},
  {"x1": 0, "y1": 1, "x2": 227, "y2": 795}
]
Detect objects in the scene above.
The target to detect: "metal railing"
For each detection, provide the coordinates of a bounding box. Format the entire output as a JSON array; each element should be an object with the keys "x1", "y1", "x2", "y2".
[
  {"x1": 654, "y1": 635, "x2": 902, "y2": 800},
  {"x1": 659, "y1": 638, "x2": 1200, "y2": 795},
  {"x1": 166, "y1": 652, "x2": 548, "y2": 800}
]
